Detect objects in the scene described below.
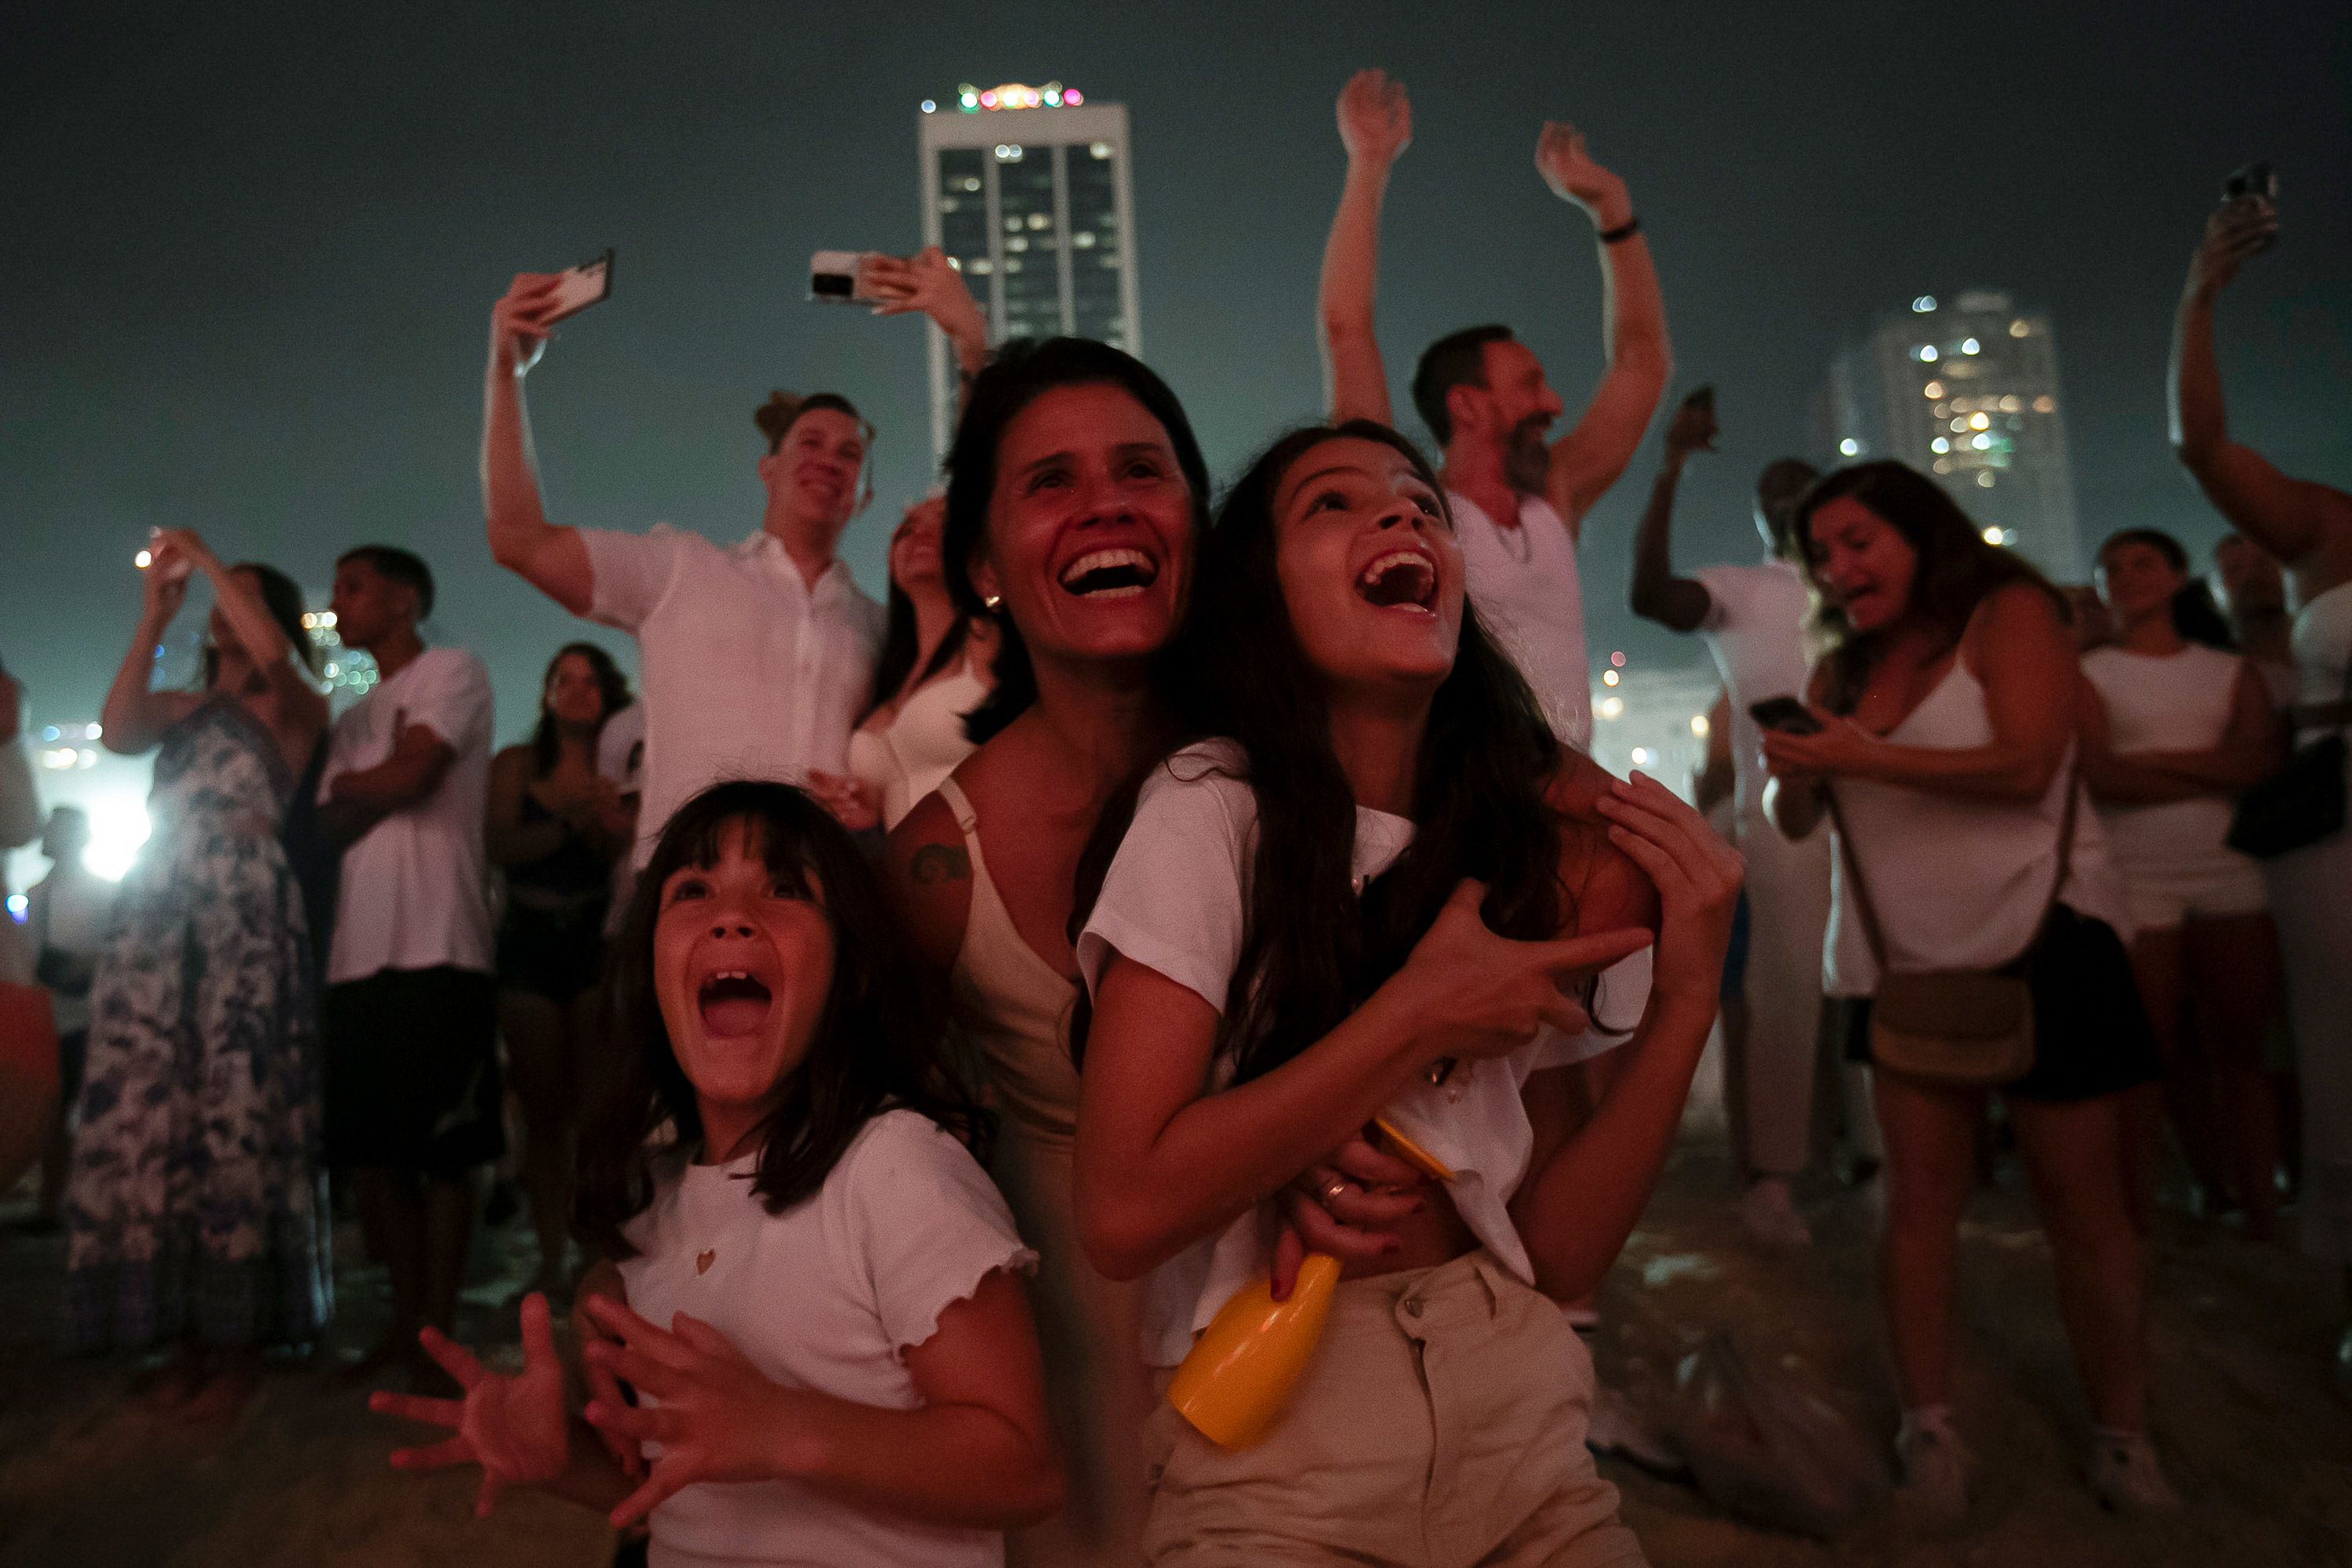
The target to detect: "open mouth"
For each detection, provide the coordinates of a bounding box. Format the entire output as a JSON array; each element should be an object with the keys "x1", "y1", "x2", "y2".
[
  {"x1": 1058, "y1": 547, "x2": 1160, "y2": 601},
  {"x1": 698, "y1": 969, "x2": 774, "y2": 1038},
  {"x1": 1354, "y1": 549, "x2": 1437, "y2": 612}
]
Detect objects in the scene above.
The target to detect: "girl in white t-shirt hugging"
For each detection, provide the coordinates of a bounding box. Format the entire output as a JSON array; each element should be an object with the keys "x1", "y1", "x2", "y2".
[
  {"x1": 1070, "y1": 423, "x2": 1740, "y2": 1566},
  {"x1": 372, "y1": 780, "x2": 1061, "y2": 1567}
]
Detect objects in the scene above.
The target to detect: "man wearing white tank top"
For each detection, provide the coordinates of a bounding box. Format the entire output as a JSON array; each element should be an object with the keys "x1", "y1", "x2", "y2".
[
  {"x1": 1630, "y1": 397, "x2": 1881, "y2": 1247},
  {"x1": 1314, "y1": 68, "x2": 1673, "y2": 1463}
]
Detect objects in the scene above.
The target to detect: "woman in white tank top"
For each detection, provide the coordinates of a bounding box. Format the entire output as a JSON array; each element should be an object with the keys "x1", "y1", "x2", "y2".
[
  {"x1": 2081, "y1": 528, "x2": 2286, "y2": 1241},
  {"x1": 1762, "y1": 463, "x2": 2175, "y2": 1517},
  {"x1": 809, "y1": 497, "x2": 996, "y2": 833}
]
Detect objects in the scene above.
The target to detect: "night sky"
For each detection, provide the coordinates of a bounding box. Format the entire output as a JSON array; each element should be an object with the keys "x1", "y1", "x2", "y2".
[{"x1": 7, "y1": 0, "x2": 2349, "y2": 740}]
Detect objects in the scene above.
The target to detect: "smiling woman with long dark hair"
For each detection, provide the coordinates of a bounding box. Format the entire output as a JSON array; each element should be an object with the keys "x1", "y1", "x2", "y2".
[
  {"x1": 1762, "y1": 460, "x2": 2173, "y2": 1517},
  {"x1": 1069, "y1": 421, "x2": 1733, "y2": 1565}
]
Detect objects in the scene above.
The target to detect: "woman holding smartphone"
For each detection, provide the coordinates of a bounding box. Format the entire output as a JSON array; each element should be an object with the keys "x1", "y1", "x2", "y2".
[{"x1": 1762, "y1": 462, "x2": 2171, "y2": 1518}]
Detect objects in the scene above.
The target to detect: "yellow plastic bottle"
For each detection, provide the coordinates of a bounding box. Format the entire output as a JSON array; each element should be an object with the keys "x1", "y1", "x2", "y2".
[{"x1": 1165, "y1": 1252, "x2": 1341, "y2": 1449}]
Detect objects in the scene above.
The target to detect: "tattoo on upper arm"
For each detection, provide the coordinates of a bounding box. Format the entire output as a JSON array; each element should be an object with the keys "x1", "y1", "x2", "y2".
[{"x1": 909, "y1": 843, "x2": 971, "y2": 885}]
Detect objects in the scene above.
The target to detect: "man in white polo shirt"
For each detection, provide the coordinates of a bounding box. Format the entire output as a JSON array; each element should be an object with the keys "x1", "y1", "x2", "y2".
[
  {"x1": 1317, "y1": 71, "x2": 1670, "y2": 750},
  {"x1": 315, "y1": 545, "x2": 498, "y2": 1386},
  {"x1": 477, "y1": 259, "x2": 988, "y2": 863},
  {"x1": 1630, "y1": 397, "x2": 1882, "y2": 1244}
]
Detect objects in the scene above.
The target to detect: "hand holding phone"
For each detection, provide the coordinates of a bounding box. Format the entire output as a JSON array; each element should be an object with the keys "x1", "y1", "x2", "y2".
[
  {"x1": 542, "y1": 250, "x2": 615, "y2": 325},
  {"x1": 1667, "y1": 384, "x2": 1719, "y2": 458},
  {"x1": 1748, "y1": 695, "x2": 1822, "y2": 735},
  {"x1": 2220, "y1": 163, "x2": 2278, "y2": 253}
]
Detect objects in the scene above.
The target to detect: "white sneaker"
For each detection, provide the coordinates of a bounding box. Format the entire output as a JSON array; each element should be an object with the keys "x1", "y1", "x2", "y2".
[
  {"x1": 1738, "y1": 1177, "x2": 1813, "y2": 1248},
  {"x1": 2087, "y1": 1431, "x2": 2181, "y2": 1512},
  {"x1": 1894, "y1": 1416, "x2": 1970, "y2": 1526}
]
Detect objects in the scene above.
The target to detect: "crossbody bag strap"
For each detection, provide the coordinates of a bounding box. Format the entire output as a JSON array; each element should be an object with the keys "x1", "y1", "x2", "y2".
[{"x1": 1824, "y1": 747, "x2": 2082, "y2": 978}]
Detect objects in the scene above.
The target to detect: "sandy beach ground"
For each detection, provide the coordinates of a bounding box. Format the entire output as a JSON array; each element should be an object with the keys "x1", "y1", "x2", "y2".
[{"x1": 4, "y1": 1127, "x2": 2348, "y2": 1567}]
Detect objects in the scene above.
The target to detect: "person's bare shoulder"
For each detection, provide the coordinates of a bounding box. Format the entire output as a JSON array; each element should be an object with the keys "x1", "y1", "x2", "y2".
[
  {"x1": 884, "y1": 784, "x2": 975, "y2": 982},
  {"x1": 1548, "y1": 753, "x2": 1663, "y2": 936}
]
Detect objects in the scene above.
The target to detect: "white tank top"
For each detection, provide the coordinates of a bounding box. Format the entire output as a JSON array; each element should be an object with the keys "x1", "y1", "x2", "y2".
[
  {"x1": 2081, "y1": 644, "x2": 2249, "y2": 875},
  {"x1": 846, "y1": 658, "x2": 989, "y2": 831},
  {"x1": 1450, "y1": 489, "x2": 1593, "y2": 750},
  {"x1": 1824, "y1": 655, "x2": 2131, "y2": 997},
  {"x1": 2292, "y1": 579, "x2": 2352, "y2": 729}
]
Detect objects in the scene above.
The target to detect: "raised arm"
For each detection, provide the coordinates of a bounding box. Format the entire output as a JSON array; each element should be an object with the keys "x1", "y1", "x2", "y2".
[
  {"x1": 483, "y1": 274, "x2": 594, "y2": 616},
  {"x1": 866, "y1": 248, "x2": 992, "y2": 421},
  {"x1": 2170, "y1": 208, "x2": 2352, "y2": 585},
  {"x1": 1318, "y1": 69, "x2": 1412, "y2": 426},
  {"x1": 1628, "y1": 390, "x2": 1718, "y2": 630},
  {"x1": 154, "y1": 529, "x2": 326, "y2": 726},
  {"x1": 1536, "y1": 122, "x2": 1671, "y2": 537},
  {"x1": 100, "y1": 552, "x2": 201, "y2": 756}
]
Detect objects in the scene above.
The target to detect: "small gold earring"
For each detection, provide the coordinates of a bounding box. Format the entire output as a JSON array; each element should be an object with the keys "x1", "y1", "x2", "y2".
[{"x1": 982, "y1": 593, "x2": 1003, "y2": 612}]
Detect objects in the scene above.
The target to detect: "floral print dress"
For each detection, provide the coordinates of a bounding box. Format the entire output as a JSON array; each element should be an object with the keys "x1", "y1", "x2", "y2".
[{"x1": 64, "y1": 695, "x2": 332, "y2": 1351}]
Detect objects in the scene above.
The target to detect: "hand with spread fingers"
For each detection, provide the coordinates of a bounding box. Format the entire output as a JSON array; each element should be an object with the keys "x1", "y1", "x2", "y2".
[
  {"x1": 1534, "y1": 121, "x2": 1632, "y2": 231},
  {"x1": 1591, "y1": 772, "x2": 1744, "y2": 1007},
  {"x1": 572, "y1": 1258, "x2": 647, "y2": 1479},
  {"x1": 579, "y1": 1294, "x2": 814, "y2": 1530},
  {"x1": 1336, "y1": 67, "x2": 1412, "y2": 169},
  {"x1": 1391, "y1": 879, "x2": 1644, "y2": 1062},
  {"x1": 369, "y1": 1293, "x2": 575, "y2": 1519}
]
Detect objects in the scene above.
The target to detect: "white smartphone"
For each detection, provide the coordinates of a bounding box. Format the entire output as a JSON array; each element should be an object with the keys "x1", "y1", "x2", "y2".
[
  {"x1": 809, "y1": 249, "x2": 884, "y2": 304},
  {"x1": 543, "y1": 249, "x2": 615, "y2": 324}
]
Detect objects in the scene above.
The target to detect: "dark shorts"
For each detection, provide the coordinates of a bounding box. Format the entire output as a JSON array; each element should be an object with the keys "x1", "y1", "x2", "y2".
[
  {"x1": 495, "y1": 898, "x2": 608, "y2": 1004},
  {"x1": 1840, "y1": 906, "x2": 2161, "y2": 1102},
  {"x1": 324, "y1": 966, "x2": 504, "y2": 1177},
  {"x1": 1720, "y1": 890, "x2": 1753, "y2": 1001}
]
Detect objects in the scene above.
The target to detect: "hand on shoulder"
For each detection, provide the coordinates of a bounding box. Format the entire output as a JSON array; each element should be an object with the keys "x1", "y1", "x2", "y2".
[{"x1": 1548, "y1": 754, "x2": 1663, "y2": 937}]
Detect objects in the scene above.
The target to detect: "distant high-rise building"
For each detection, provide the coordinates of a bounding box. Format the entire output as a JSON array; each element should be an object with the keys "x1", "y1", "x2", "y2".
[
  {"x1": 1819, "y1": 289, "x2": 2082, "y2": 580},
  {"x1": 918, "y1": 82, "x2": 1139, "y2": 455}
]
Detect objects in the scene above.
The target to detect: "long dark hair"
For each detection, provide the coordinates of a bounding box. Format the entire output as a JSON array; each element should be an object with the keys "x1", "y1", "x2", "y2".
[
  {"x1": 941, "y1": 338, "x2": 1212, "y2": 745},
  {"x1": 203, "y1": 561, "x2": 318, "y2": 689},
  {"x1": 1072, "y1": 421, "x2": 1589, "y2": 1087},
  {"x1": 574, "y1": 781, "x2": 991, "y2": 1258},
  {"x1": 529, "y1": 642, "x2": 633, "y2": 775},
  {"x1": 1796, "y1": 461, "x2": 2066, "y2": 713}
]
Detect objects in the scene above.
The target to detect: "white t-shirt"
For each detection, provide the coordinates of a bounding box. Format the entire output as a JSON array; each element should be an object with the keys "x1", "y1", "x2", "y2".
[
  {"x1": 2082, "y1": 644, "x2": 2252, "y2": 876},
  {"x1": 583, "y1": 526, "x2": 885, "y2": 868},
  {"x1": 617, "y1": 1109, "x2": 1037, "y2": 1568},
  {"x1": 28, "y1": 866, "x2": 114, "y2": 1035},
  {"x1": 1693, "y1": 560, "x2": 1817, "y2": 822},
  {"x1": 1075, "y1": 740, "x2": 1653, "y2": 1367},
  {"x1": 596, "y1": 702, "x2": 648, "y2": 941},
  {"x1": 318, "y1": 647, "x2": 495, "y2": 984},
  {"x1": 1450, "y1": 490, "x2": 1592, "y2": 751}
]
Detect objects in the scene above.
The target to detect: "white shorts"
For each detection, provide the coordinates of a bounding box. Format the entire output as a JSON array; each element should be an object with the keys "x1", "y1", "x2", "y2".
[{"x1": 2116, "y1": 848, "x2": 2270, "y2": 931}]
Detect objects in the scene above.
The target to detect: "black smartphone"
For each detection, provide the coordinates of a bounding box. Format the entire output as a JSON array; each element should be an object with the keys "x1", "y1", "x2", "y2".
[
  {"x1": 2221, "y1": 163, "x2": 2278, "y2": 252},
  {"x1": 1749, "y1": 695, "x2": 1821, "y2": 735},
  {"x1": 1683, "y1": 384, "x2": 1715, "y2": 415}
]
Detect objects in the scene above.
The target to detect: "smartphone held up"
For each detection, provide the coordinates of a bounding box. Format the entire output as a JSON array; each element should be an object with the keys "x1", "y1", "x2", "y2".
[{"x1": 2220, "y1": 162, "x2": 2278, "y2": 252}]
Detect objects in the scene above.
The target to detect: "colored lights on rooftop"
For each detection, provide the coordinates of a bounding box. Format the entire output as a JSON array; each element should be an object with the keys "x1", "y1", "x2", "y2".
[{"x1": 939, "y1": 82, "x2": 1084, "y2": 114}]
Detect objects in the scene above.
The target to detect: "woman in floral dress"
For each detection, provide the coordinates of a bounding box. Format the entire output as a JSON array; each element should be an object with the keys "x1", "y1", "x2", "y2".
[{"x1": 67, "y1": 528, "x2": 331, "y2": 1421}]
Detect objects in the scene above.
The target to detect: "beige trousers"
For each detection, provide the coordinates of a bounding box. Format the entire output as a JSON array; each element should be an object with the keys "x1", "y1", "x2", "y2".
[{"x1": 1139, "y1": 1251, "x2": 1647, "y2": 1568}]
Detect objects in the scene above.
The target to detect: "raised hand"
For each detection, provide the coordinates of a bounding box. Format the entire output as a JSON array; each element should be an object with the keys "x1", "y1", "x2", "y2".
[
  {"x1": 579, "y1": 1295, "x2": 811, "y2": 1530},
  {"x1": 1592, "y1": 772, "x2": 1744, "y2": 1007},
  {"x1": 866, "y1": 248, "x2": 986, "y2": 335},
  {"x1": 490, "y1": 272, "x2": 565, "y2": 376},
  {"x1": 1337, "y1": 68, "x2": 1412, "y2": 169},
  {"x1": 140, "y1": 540, "x2": 191, "y2": 622},
  {"x1": 1664, "y1": 390, "x2": 1718, "y2": 462},
  {"x1": 1534, "y1": 122, "x2": 1632, "y2": 230},
  {"x1": 369, "y1": 1293, "x2": 574, "y2": 1519},
  {"x1": 2188, "y1": 202, "x2": 2278, "y2": 298},
  {"x1": 1392, "y1": 879, "x2": 1653, "y2": 1061}
]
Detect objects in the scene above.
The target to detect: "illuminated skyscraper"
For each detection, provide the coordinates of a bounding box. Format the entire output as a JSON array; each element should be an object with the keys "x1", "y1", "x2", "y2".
[
  {"x1": 919, "y1": 82, "x2": 1140, "y2": 454},
  {"x1": 1820, "y1": 289, "x2": 2082, "y2": 579}
]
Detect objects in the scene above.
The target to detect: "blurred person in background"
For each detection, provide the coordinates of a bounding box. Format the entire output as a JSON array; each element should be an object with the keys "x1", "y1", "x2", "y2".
[
  {"x1": 2082, "y1": 528, "x2": 2285, "y2": 1237},
  {"x1": 485, "y1": 642, "x2": 633, "y2": 1301},
  {"x1": 68, "y1": 529, "x2": 332, "y2": 1421},
  {"x1": 2172, "y1": 194, "x2": 2352, "y2": 1376},
  {"x1": 23, "y1": 808, "x2": 114, "y2": 1232},
  {"x1": 808, "y1": 495, "x2": 997, "y2": 834}
]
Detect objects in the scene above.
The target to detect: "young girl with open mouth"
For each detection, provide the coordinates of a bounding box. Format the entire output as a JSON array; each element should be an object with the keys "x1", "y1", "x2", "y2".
[{"x1": 372, "y1": 779, "x2": 1062, "y2": 1566}]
